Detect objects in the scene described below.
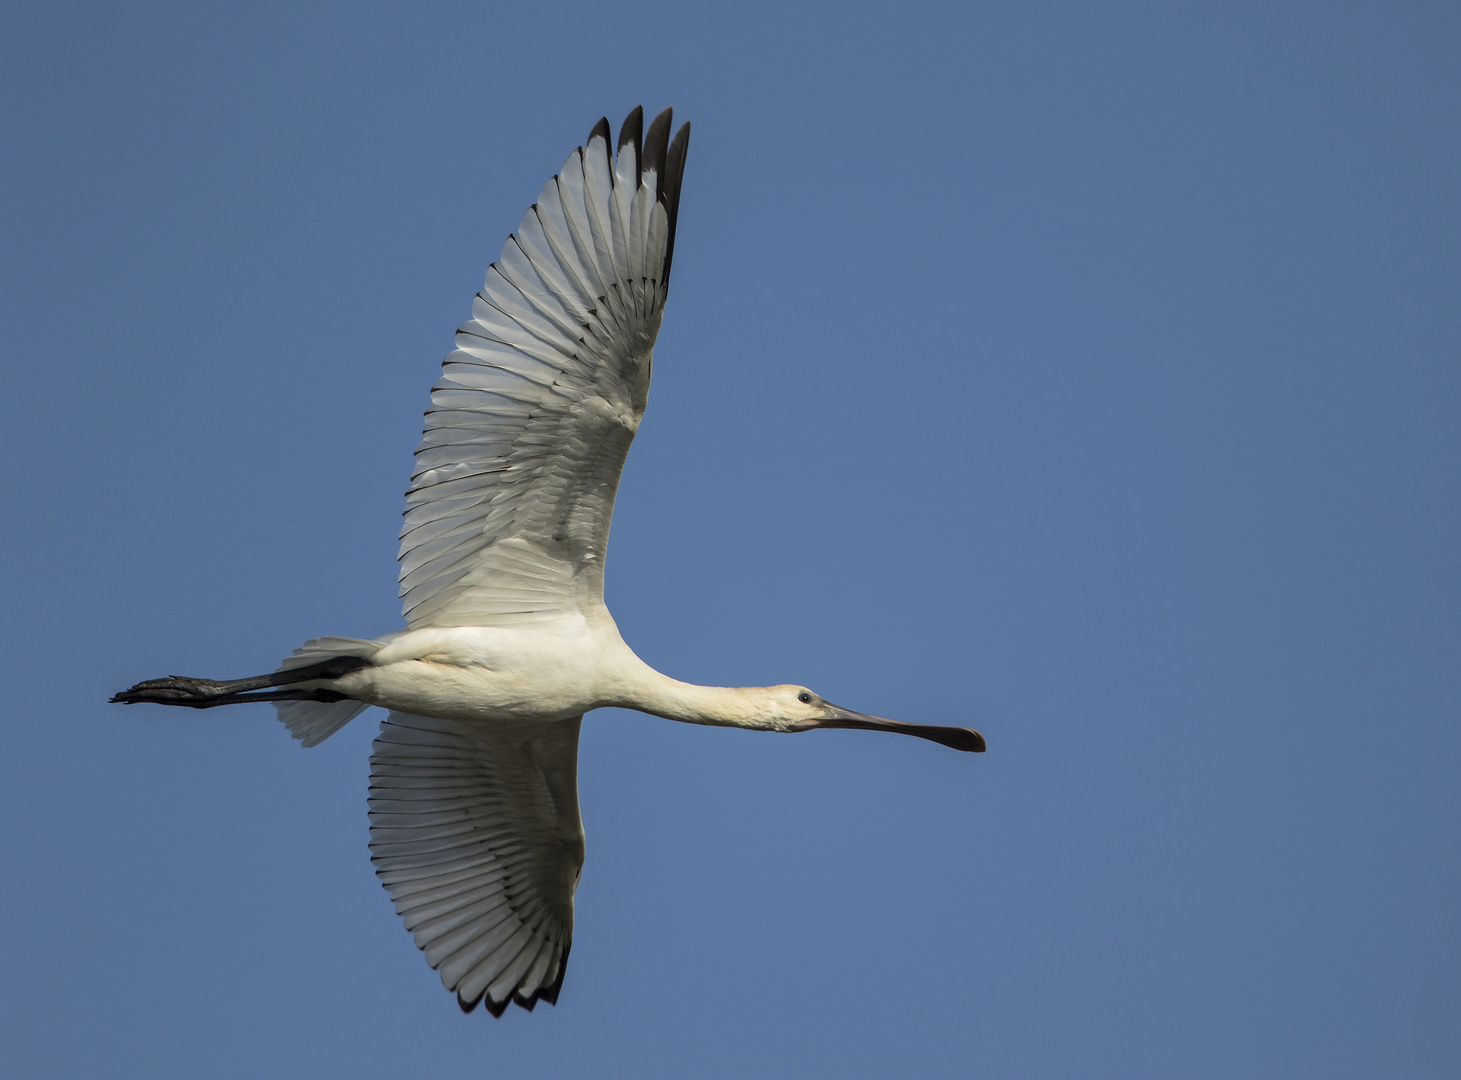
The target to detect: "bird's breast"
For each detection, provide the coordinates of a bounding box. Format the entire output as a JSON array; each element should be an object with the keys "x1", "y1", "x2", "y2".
[{"x1": 341, "y1": 620, "x2": 621, "y2": 723}]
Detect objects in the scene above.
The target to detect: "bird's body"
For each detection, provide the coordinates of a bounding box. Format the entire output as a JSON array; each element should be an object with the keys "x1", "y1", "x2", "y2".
[
  {"x1": 115, "y1": 106, "x2": 983, "y2": 1017},
  {"x1": 336, "y1": 618, "x2": 628, "y2": 725},
  {"x1": 302, "y1": 617, "x2": 813, "y2": 731}
]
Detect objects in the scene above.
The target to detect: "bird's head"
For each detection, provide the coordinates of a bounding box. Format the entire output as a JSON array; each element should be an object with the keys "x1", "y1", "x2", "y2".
[{"x1": 764, "y1": 685, "x2": 985, "y2": 752}]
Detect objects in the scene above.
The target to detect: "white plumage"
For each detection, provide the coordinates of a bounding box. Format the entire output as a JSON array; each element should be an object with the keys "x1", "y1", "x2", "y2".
[
  {"x1": 114, "y1": 106, "x2": 984, "y2": 1018},
  {"x1": 401, "y1": 110, "x2": 676, "y2": 631},
  {"x1": 369, "y1": 712, "x2": 583, "y2": 1013}
]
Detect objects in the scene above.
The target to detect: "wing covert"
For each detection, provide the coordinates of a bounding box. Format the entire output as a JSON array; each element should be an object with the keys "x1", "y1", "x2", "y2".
[{"x1": 400, "y1": 108, "x2": 691, "y2": 628}]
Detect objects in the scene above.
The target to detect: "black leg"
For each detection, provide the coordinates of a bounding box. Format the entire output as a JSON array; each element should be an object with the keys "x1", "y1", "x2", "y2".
[
  {"x1": 111, "y1": 656, "x2": 369, "y2": 708},
  {"x1": 112, "y1": 686, "x2": 355, "y2": 709}
]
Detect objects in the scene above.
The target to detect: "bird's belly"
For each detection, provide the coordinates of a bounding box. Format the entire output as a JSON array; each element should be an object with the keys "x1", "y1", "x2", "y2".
[{"x1": 340, "y1": 656, "x2": 597, "y2": 723}]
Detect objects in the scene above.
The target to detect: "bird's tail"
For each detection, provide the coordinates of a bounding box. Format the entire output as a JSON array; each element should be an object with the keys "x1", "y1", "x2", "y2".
[{"x1": 274, "y1": 637, "x2": 378, "y2": 747}]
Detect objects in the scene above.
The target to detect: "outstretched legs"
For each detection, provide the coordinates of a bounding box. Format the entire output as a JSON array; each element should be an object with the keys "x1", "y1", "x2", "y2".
[{"x1": 111, "y1": 656, "x2": 370, "y2": 709}]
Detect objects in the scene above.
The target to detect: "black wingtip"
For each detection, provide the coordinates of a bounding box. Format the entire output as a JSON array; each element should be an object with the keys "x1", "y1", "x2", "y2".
[
  {"x1": 662, "y1": 120, "x2": 691, "y2": 291},
  {"x1": 543, "y1": 947, "x2": 569, "y2": 1005},
  {"x1": 588, "y1": 116, "x2": 611, "y2": 147},
  {"x1": 643, "y1": 107, "x2": 672, "y2": 190},
  {"x1": 483, "y1": 994, "x2": 509, "y2": 1019},
  {"x1": 457, "y1": 992, "x2": 480, "y2": 1014},
  {"x1": 617, "y1": 105, "x2": 644, "y2": 171}
]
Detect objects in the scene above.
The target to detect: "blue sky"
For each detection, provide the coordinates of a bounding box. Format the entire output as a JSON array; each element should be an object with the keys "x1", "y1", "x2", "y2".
[{"x1": 3, "y1": 2, "x2": 1458, "y2": 1077}]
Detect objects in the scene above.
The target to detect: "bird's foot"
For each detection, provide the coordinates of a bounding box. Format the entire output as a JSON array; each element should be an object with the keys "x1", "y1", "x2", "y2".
[{"x1": 111, "y1": 676, "x2": 234, "y2": 707}]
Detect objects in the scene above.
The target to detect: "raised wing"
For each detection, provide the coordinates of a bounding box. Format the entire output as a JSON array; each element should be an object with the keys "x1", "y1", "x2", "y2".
[
  {"x1": 400, "y1": 107, "x2": 691, "y2": 628},
  {"x1": 368, "y1": 711, "x2": 585, "y2": 1015}
]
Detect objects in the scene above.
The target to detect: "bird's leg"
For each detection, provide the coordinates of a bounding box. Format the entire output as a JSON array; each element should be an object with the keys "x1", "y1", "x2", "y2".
[{"x1": 111, "y1": 656, "x2": 370, "y2": 709}]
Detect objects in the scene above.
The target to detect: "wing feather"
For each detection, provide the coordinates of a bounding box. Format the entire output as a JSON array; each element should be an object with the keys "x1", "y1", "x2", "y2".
[
  {"x1": 535, "y1": 178, "x2": 602, "y2": 309},
  {"x1": 369, "y1": 711, "x2": 585, "y2": 1015},
  {"x1": 400, "y1": 108, "x2": 690, "y2": 628}
]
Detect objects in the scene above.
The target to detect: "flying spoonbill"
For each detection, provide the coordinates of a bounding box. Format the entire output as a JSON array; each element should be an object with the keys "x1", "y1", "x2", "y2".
[{"x1": 113, "y1": 106, "x2": 986, "y2": 1017}]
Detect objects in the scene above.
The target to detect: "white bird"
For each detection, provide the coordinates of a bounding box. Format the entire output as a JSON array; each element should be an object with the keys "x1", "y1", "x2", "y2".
[{"x1": 114, "y1": 106, "x2": 985, "y2": 1018}]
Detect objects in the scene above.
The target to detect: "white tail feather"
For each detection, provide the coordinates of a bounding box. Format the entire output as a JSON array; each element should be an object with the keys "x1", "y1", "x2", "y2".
[{"x1": 274, "y1": 637, "x2": 379, "y2": 748}]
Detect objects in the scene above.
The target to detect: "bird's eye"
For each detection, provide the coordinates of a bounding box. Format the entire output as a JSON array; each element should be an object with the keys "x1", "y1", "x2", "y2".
[{"x1": 797, "y1": 692, "x2": 813, "y2": 704}]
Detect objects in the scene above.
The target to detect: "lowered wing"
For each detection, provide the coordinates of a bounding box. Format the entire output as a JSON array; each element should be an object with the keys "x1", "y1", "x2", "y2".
[
  {"x1": 368, "y1": 711, "x2": 585, "y2": 1015},
  {"x1": 400, "y1": 107, "x2": 690, "y2": 628}
]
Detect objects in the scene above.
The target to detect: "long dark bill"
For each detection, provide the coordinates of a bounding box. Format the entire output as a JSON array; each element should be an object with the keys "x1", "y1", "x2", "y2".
[{"x1": 805, "y1": 704, "x2": 986, "y2": 753}]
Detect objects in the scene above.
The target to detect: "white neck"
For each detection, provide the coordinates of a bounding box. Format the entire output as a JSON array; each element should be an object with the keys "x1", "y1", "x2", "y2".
[{"x1": 605, "y1": 653, "x2": 787, "y2": 731}]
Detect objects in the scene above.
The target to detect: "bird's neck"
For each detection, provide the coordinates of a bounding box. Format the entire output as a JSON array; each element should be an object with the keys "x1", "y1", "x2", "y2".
[{"x1": 609, "y1": 658, "x2": 781, "y2": 731}]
